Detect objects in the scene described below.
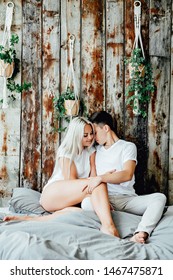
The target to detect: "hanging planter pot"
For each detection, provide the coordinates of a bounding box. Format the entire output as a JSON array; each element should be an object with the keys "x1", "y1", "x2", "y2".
[
  {"x1": 64, "y1": 99, "x2": 80, "y2": 116},
  {"x1": 62, "y1": 86, "x2": 80, "y2": 117},
  {"x1": 128, "y1": 62, "x2": 145, "y2": 79},
  {"x1": 0, "y1": 60, "x2": 14, "y2": 78}
]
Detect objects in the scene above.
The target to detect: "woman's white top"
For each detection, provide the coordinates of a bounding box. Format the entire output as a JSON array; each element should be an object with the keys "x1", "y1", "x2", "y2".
[{"x1": 44, "y1": 146, "x2": 95, "y2": 188}]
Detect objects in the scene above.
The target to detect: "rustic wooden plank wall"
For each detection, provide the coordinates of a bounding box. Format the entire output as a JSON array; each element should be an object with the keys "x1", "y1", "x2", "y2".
[
  {"x1": 41, "y1": 1, "x2": 60, "y2": 188},
  {"x1": 124, "y1": 0, "x2": 150, "y2": 195},
  {"x1": 169, "y1": 0, "x2": 173, "y2": 203},
  {"x1": 148, "y1": 0, "x2": 172, "y2": 200},
  {"x1": 0, "y1": 0, "x2": 22, "y2": 204},
  {"x1": 0, "y1": 0, "x2": 173, "y2": 205}
]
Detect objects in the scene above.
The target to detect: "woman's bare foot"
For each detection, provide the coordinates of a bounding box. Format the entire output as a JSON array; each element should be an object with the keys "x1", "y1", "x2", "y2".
[
  {"x1": 3, "y1": 208, "x2": 82, "y2": 223},
  {"x1": 100, "y1": 225, "x2": 120, "y2": 238},
  {"x1": 3, "y1": 215, "x2": 33, "y2": 222},
  {"x1": 130, "y1": 231, "x2": 148, "y2": 244}
]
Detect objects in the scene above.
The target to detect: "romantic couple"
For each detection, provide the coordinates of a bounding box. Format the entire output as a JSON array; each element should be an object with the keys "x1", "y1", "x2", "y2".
[{"x1": 4, "y1": 111, "x2": 166, "y2": 244}]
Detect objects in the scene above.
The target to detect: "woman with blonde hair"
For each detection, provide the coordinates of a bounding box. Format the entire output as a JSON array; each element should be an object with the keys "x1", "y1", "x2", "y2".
[{"x1": 4, "y1": 116, "x2": 119, "y2": 238}]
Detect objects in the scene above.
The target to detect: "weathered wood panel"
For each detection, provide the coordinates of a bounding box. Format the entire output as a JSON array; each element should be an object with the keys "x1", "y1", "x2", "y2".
[
  {"x1": 41, "y1": 1, "x2": 60, "y2": 187},
  {"x1": 0, "y1": 0, "x2": 22, "y2": 203},
  {"x1": 147, "y1": 0, "x2": 171, "y2": 197},
  {"x1": 148, "y1": 57, "x2": 170, "y2": 194},
  {"x1": 106, "y1": 0, "x2": 124, "y2": 138},
  {"x1": 20, "y1": 0, "x2": 42, "y2": 190},
  {"x1": 81, "y1": 0, "x2": 105, "y2": 115},
  {"x1": 60, "y1": 0, "x2": 81, "y2": 95},
  {"x1": 168, "y1": 1, "x2": 173, "y2": 203}
]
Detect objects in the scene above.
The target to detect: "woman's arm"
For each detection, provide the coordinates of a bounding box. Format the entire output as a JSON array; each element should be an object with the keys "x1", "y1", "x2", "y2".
[{"x1": 89, "y1": 152, "x2": 97, "y2": 177}]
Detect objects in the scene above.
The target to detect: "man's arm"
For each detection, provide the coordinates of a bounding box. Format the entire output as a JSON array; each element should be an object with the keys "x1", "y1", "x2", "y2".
[{"x1": 100, "y1": 160, "x2": 136, "y2": 184}]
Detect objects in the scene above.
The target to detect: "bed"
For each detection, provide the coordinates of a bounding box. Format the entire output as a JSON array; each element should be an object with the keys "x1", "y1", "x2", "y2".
[{"x1": 0, "y1": 188, "x2": 173, "y2": 260}]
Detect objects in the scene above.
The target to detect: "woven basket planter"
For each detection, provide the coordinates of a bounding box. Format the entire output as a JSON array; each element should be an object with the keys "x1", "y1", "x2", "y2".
[
  {"x1": 128, "y1": 63, "x2": 145, "y2": 79},
  {"x1": 0, "y1": 60, "x2": 14, "y2": 78},
  {"x1": 64, "y1": 100, "x2": 80, "y2": 116}
]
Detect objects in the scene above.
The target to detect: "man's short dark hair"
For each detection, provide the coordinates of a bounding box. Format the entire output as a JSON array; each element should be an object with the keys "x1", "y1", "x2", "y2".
[{"x1": 89, "y1": 111, "x2": 114, "y2": 131}]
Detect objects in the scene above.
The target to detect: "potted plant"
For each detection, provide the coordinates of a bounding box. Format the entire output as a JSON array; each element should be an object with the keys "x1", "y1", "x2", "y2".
[
  {"x1": 125, "y1": 47, "x2": 155, "y2": 117},
  {"x1": 63, "y1": 86, "x2": 80, "y2": 116},
  {"x1": 0, "y1": 34, "x2": 31, "y2": 106},
  {"x1": 0, "y1": 34, "x2": 17, "y2": 78},
  {"x1": 53, "y1": 86, "x2": 80, "y2": 132}
]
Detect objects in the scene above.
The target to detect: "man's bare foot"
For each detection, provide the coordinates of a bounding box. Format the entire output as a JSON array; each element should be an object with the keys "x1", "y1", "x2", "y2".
[
  {"x1": 3, "y1": 215, "x2": 33, "y2": 222},
  {"x1": 100, "y1": 225, "x2": 120, "y2": 238},
  {"x1": 130, "y1": 231, "x2": 148, "y2": 244}
]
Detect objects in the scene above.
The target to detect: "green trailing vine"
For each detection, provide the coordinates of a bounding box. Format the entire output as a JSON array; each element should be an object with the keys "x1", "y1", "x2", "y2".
[
  {"x1": 0, "y1": 34, "x2": 31, "y2": 105},
  {"x1": 125, "y1": 48, "x2": 155, "y2": 117}
]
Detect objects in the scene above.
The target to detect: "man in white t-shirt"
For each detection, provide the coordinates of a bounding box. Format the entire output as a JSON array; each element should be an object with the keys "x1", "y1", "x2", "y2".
[{"x1": 82, "y1": 111, "x2": 166, "y2": 244}]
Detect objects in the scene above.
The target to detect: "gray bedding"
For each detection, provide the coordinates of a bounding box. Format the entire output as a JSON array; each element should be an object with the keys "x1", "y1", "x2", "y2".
[{"x1": 0, "y1": 206, "x2": 173, "y2": 260}]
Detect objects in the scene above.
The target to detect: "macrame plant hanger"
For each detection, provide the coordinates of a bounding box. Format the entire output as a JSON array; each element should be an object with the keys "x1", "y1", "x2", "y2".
[
  {"x1": 0, "y1": 2, "x2": 14, "y2": 109},
  {"x1": 64, "y1": 34, "x2": 79, "y2": 117},
  {"x1": 132, "y1": 1, "x2": 145, "y2": 115}
]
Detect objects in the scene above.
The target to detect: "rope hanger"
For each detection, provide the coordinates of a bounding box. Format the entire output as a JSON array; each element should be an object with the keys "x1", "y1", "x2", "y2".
[
  {"x1": 2, "y1": 2, "x2": 14, "y2": 48},
  {"x1": 133, "y1": 1, "x2": 145, "y2": 58},
  {"x1": 132, "y1": 1, "x2": 145, "y2": 115},
  {"x1": 66, "y1": 34, "x2": 78, "y2": 100},
  {"x1": 0, "y1": 2, "x2": 14, "y2": 109},
  {"x1": 64, "y1": 34, "x2": 79, "y2": 117}
]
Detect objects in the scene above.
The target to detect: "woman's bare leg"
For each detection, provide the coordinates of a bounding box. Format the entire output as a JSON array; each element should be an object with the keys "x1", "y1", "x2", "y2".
[
  {"x1": 3, "y1": 207, "x2": 82, "y2": 222},
  {"x1": 41, "y1": 179, "x2": 119, "y2": 237},
  {"x1": 40, "y1": 179, "x2": 89, "y2": 211},
  {"x1": 91, "y1": 183, "x2": 120, "y2": 237}
]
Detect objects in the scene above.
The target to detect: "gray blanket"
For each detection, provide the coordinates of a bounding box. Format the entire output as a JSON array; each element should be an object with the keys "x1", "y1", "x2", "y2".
[{"x1": 0, "y1": 207, "x2": 173, "y2": 260}]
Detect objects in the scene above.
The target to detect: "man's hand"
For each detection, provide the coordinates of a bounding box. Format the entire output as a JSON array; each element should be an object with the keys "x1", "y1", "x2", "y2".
[{"x1": 82, "y1": 176, "x2": 102, "y2": 193}]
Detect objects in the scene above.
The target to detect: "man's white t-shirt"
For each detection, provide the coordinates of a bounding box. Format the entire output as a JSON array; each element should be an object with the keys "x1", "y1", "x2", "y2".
[{"x1": 95, "y1": 139, "x2": 137, "y2": 196}]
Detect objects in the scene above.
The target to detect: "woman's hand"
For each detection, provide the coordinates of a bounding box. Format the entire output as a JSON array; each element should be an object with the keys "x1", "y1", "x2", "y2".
[{"x1": 82, "y1": 176, "x2": 102, "y2": 193}]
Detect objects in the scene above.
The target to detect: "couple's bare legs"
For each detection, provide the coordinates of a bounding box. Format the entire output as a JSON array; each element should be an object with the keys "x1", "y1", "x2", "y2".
[{"x1": 5, "y1": 180, "x2": 119, "y2": 238}]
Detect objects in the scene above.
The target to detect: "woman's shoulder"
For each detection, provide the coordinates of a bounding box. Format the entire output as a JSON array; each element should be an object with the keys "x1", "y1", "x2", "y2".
[{"x1": 82, "y1": 146, "x2": 96, "y2": 156}]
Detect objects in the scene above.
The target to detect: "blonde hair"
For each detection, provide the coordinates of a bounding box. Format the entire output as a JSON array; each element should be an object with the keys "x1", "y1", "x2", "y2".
[
  {"x1": 57, "y1": 116, "x2": 94, "y2": 159},
  {"x1": 52, "y1": 117, "x2": 94, "y2": 178}
]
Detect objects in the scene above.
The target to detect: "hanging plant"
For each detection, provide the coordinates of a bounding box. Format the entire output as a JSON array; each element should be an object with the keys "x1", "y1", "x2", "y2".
[
  {"x1": 0, "y1": 34, "x2": 32, "y2": 106},
  {"x1": 125, "y1": 48, "x2": 155, "y2": 117},
  {"x1": 53, "y1": 34, "x2": 83, "y2": 132},
  {"x1": 63, "y1": 86, "x2": 80, "y2": 117},
  {"x1": 53, "y1": 87, "x2": 87, "y2": 133},
  {"x1": 125, "y1": 1, "x2": 155, "y2": 117},
  {"x1": 0, "y1": 2, "x2": 31, "y2": 108}
]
